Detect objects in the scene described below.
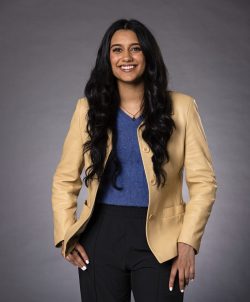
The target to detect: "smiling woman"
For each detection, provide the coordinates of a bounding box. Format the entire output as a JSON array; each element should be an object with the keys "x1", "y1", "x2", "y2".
[
  {"x1": 51, "y1": 18, "x2": 217, "y2": 302},
  {"x1": 110, "y1": 31, "x2": 146, "y2": 85}
]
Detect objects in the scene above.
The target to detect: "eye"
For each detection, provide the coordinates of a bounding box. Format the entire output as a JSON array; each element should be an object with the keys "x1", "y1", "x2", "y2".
[
  {"x1": 131, "y1": 46, "x2": 141, "y2": 52},
  {"x1": 112, "y1": 47, "x2": 122, "y2": 53}
]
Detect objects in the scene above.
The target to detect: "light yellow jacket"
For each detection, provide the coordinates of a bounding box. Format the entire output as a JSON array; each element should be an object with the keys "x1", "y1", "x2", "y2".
[{"x1": 51, "y1": 91, "x2": 217, "y2": 263}]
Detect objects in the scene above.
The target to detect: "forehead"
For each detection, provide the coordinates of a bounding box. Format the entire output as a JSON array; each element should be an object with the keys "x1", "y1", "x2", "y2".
[{"x1": 110, "y1": 29, "x2": 139, "y2": 45}]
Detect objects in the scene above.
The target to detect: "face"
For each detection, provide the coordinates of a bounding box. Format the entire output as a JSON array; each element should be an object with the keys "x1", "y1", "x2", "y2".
[{"x1": 109, "y1": 29, "x2": 146, "y2": 84}]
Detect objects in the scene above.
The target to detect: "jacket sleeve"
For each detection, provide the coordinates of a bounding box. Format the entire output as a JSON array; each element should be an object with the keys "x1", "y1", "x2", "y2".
[
  {"x1": 51, "y1": 99, "x2": 85, "y2": 248},
  {"x1": 177, "y1": 98, "x2": 218, "y2": 254}
]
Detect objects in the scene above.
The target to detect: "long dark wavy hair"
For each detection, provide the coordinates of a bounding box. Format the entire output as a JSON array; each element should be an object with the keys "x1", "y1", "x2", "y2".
[{"x1": 81, "y1": 18, "x2": 176, "y2": 189}]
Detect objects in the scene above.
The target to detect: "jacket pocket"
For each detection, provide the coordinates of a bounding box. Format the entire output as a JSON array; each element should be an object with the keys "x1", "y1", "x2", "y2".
[
  {"x1": 161, "y1": 203, "x2": 186, "y2": 218},
  {"x1": 83, "y1": 199, "x2": 91, "y2": 208}
]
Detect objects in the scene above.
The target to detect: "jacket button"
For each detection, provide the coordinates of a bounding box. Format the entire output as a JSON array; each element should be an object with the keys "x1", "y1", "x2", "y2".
[
  {"x1": 143, "y1": 146, "x2": 150, "y2": 152},
  {"x1": 150, "y1": 178, "x2": 156, "y2": 185}
]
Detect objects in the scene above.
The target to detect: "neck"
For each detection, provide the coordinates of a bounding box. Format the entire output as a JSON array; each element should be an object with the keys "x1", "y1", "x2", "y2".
[{"x1": 117, "y1": 80, "x2": 144, "y2": 110}]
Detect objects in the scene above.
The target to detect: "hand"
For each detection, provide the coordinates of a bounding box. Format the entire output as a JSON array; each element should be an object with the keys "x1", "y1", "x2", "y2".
[
  {"x1": 169, "y1": 242, "x2": 195, "y2": 293},
  {"x1": 61, "y1": 240, "x2": 90, "y2": 270}
]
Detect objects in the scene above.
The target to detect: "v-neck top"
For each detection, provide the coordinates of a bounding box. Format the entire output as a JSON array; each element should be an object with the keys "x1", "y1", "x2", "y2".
[{"x1": 95, "y1": 107, "x2": 149, "y2": 207}]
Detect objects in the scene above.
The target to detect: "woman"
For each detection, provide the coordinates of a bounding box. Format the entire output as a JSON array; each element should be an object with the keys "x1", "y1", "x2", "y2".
[{"x1": 51, "y1": 19, "x2": 217, "y2": 302}]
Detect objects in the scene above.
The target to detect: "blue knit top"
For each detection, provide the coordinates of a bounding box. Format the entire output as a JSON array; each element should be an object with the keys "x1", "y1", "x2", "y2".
[{"x1": 95, "y1": 107, "x2": 149, "y2": 207}]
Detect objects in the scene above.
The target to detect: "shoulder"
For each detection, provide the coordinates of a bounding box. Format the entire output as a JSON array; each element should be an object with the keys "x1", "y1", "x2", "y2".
[
  {"x1": 169, "y1": 90, "x2": 195, "y2": 109},
  {"x1": 75, "y1": 97, "x2": 89, "y2": 120},
  {"x1": 71, "y1": 97, "x2": 89, "y2": 133},
  {"x1": 168, "y1": 90, "x2": 196, "y2": 117},
  {"x1": 77, "y1": 96, "x2": 89, "y2": 111}
]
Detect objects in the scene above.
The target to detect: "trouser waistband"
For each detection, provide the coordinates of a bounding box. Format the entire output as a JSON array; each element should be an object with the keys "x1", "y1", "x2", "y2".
[{"x1": 94, "y1": 202, "x2": 148, "y2": 218}]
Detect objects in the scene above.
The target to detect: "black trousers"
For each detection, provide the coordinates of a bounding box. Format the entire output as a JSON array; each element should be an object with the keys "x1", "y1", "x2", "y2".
[{"x1": 78, "y1": 203, "x2": 184, "y2": 302}]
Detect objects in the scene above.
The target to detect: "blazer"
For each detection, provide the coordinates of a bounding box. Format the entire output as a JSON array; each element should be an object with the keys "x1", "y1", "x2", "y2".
[{"x1": 51, "y1": 91, "x2": 218, "y2": 263}]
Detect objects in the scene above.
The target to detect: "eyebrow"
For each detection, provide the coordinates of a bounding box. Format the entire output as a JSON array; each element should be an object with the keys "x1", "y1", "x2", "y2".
[{"x1": 110, "y1": 43, "x2": 141, "y2": 49}]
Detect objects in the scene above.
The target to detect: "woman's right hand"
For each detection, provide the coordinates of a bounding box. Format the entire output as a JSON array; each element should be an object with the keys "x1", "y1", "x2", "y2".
[{"x1": 61, "y1": 241, "x2": 90, "y2": 270}]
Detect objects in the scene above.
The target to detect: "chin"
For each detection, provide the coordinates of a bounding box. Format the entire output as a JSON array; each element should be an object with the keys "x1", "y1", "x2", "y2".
[
  {"x1": 117, "y1": 73, "x2": 144, "y2": 83},
  {"x1": 119, "y1": 77, "x2": 143, "y2": 84}
]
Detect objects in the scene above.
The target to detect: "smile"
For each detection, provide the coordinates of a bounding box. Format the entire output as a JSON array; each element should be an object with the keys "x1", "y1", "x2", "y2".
[{"x1": 120, "y1": 65, "x2": 136, "y2": 72}]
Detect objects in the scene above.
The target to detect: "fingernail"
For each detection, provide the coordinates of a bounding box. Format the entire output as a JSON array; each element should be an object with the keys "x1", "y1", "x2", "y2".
[
  {"x1": 81, "y1": 265, "x2": 87, "y2": 271},
  {"x1": 191, "y1": 279, "x2": 194, "y2": 281},
  {"x1": 180, "y1": 289, "x2": 184, "y2": 293},
  {"x1": 85, "y1": 259, "x2": 89, "y2": 264},
  {"x1": 169, "y1": 287, "x2": 173, "y2": 291}
]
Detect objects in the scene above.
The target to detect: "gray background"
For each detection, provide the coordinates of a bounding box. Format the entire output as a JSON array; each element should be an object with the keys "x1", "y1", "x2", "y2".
[{"x1": 0, "y1": 0, "x2": 249, "y2": 301}]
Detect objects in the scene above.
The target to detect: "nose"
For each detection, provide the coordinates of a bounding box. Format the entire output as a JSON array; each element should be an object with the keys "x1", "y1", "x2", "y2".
[{"x1": 122, "y1": 49, "x2": 133, "y2": 62}]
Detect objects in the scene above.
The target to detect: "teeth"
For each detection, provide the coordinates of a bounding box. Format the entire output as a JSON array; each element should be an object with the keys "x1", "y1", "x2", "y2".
[{"x1": 120, "y1": 65, "x2": 135, "y2": 70}]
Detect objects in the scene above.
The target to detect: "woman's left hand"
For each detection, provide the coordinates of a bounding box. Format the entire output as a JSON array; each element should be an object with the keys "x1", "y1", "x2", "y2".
[{"x1": 168, "y1": 242, "x2": 195, "y2": 293}]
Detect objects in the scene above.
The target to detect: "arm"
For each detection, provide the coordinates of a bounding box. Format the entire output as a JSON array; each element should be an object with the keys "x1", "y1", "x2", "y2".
[
  {"x1": 177, "y1": 98, "x2": 218, "y2": 254},
  {"x1": 51, "y1": 99, "x2": 85, "y2": 248}
]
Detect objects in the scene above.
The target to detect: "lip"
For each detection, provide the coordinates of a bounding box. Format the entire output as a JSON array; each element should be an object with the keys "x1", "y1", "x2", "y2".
[
  {"x1": 119, "y1": 64, "x2": 137, "y2": 67},
  {"x1": 119, "y1": 65, "x2": 137, "y2": 72}
]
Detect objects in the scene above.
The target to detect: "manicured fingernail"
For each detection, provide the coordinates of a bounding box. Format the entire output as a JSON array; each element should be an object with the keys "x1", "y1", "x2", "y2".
[
  {"x1": 81, "y1": 265, "x2": 87, "y2": 271},
  {"x1": 181, "y1": 289, "x2": 184, "y2": 293},
  {"x1": 191, "y1": 279, "x2": 194, "y2": 281},
  {"x1": 169, "y1": 287, "x2": 173, "y2": 291},
  {"x1": 85, "y1": 259, "x2": 89, "y2": 264}
]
